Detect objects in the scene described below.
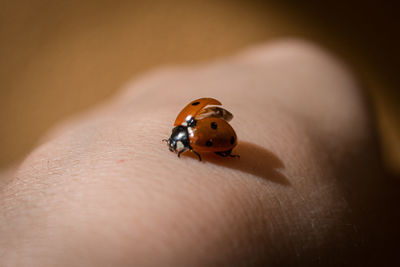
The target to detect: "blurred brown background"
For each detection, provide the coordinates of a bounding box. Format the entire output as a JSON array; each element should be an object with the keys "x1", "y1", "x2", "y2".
[{"x1": 1, "y1": 0, "x2": 399, "y2": 173}]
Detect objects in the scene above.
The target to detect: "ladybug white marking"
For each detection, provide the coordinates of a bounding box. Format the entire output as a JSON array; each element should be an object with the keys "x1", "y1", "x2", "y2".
[
  {"x1": 176, "y1": 141, "x2": 184, "y2": 151},
  {"x1": 187, "y1": 127, "x2": 194, "y2": 138}
]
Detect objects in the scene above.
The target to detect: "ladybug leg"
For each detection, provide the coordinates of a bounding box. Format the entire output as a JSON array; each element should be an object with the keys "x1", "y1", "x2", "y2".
[
  {"x1": 190, "y1": 149, "x2": 202, "y2": 161},
  {"x1": 226, "y1": 149, "x2": 240, "y2": 158},
  {"x1": 215, "y1": 151, "x2": 227, "y2": 157},
  {"x1": 177, "y1": 148, "x2": 189, "y2": 158},
  {"x1": 215, "y1": 150, "x2": 240, "y2": 158}
]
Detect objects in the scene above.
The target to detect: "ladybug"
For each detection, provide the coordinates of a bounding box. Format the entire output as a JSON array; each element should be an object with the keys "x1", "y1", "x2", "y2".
[{"x1": 165, "y1": 98, "x2": 239, "y2": 161}]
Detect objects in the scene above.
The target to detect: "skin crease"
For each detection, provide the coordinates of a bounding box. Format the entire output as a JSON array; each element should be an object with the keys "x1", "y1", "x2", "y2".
[{"x1": 0, "y1": 39, "x2": 399, "y2": 266}]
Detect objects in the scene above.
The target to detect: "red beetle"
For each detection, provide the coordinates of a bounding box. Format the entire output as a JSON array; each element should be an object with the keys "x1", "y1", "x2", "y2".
[{"x1": 165, "y1": 98, "x2": 239, "y2": 161}]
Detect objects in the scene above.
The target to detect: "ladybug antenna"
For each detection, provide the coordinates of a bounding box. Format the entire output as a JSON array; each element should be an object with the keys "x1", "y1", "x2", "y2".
[{"x1": 162, "y1": 139, "x2": 168, "y2": 143}]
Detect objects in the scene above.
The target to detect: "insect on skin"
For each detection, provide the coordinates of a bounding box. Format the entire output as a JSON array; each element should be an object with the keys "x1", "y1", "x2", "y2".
[{"x1": 164, "y1": 98, "x2": 239, "y2": 161}]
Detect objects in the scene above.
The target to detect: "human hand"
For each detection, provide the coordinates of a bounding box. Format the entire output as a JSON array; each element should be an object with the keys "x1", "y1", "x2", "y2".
[{"x1": 1, "y1": 40, "x2": 398, "y2": 266}]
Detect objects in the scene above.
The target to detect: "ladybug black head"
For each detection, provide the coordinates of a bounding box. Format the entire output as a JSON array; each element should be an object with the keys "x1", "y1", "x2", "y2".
[{"x1": 167, "y1": 125, "x2": 190, "y2": 152}]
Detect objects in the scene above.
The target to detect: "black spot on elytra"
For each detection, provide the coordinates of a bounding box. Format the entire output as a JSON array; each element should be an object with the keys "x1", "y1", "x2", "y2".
[
  {"x1": 211, "y1": 122, "x2": 218, "y2": 130},
  {"x1": 230, "y1": 136, "x2": 235, "y2": 145},
  {"x1": 192, "y1": 101, "x2": 200, "y2": 106},
  {"x1": 206, "y1": 140, "x2": 213, "y2": 147}
]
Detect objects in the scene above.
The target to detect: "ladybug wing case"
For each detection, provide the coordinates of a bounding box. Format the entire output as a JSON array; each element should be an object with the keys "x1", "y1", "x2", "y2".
[
  {"x1": 174, "y1": 98, "x2": 221, "y2": 126},
  {"x1": 189, "y1": 117, "x2": 237, "y2": 152}
]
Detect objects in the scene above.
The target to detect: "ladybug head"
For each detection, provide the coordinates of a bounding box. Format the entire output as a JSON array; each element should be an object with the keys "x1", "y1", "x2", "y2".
[{"x1": 167, "y1": 125, "x2": 190, "y2": 153}]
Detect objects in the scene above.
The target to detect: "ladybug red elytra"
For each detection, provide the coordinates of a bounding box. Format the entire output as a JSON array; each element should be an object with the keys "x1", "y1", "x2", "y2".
[{"x1": 164, "y1": 98, "x2": 239, "y2": 161}]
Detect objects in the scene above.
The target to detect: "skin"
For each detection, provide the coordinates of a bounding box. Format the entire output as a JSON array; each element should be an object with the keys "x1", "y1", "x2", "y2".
[{"x1": 0, "y1": 39, "x2": 399, "y2": 266}]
